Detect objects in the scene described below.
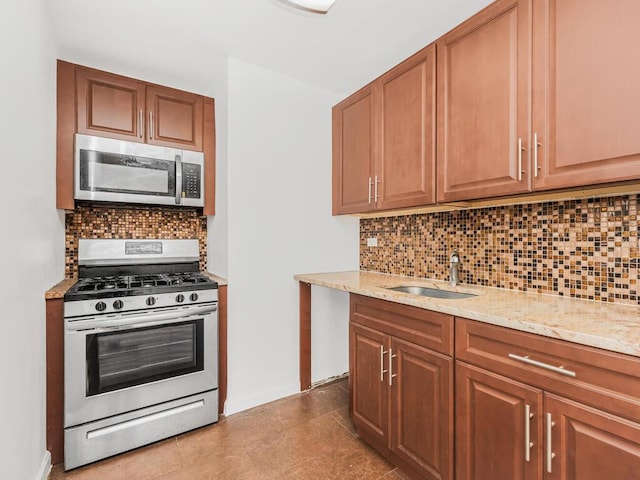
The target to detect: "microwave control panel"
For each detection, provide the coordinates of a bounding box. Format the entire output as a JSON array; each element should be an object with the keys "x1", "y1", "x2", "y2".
[{"x1": 182, "y1": 163, "x2": 202, "y2": 199}]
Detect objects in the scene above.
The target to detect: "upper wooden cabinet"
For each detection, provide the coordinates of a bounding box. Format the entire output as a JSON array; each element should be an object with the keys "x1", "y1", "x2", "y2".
[
  {"x1": 531, "y1": 0, "x2": 640, "y2": 190},
  {"x1": 332, "y1": 0, "x2": 640, "y2": 211},
  {"x1": 333, "y1": 45, "x2": 436, "y2": 214},
  {"x1": 58, "y1": 60, "x2": 215, "y2": 214},
  {"x1": 438, "y1": 0, "x2": 640, "y2": 203},
  {"x1": 76, "y1": 67, "x2": 146, "y2": 142},
  {"x1": 437, "y1": 0, "x2": 531, "y2": 202},
  {"x1": 332, "y1": 86, "x2": 375, "y2": 214},
  {"x1": 76, "y1": 66, "x2": 204, "y2": 151},
  {"x1": 146, "y1": 85, "x2": 203, "y2": 150}
]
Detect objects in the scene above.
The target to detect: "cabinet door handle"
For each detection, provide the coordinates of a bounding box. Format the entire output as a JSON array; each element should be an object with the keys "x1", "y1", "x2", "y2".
[
  {"x1": 149, "y1": 111, "x2": 154, "y2": 139},
  {"x1": 374, "y1": 175, "x2": 380, "y2": 202},
  {"x1": 508, "y1": 353, "x2": 576, "y2": 377},
  {"x1": 380, "y1": 345, "x2": 388, "y2": 382},
  {"x1": 533, "y1": 132, "x2": 540, "y2": 178},
  {"x1": 518, "y1": 137, "x2": 525, "y2": 181},
  {"x1": 388, "y1": 348, "x2": 397, "y2": 386},
  {"x1": 368, "y1": 177, "x2": 373, "y2": 204},
  {"x1": 525, "y1": 404, "x2": 534, "y2": 462},
  {"x1": 138, "y1": 110, "x2": 143, "y2": 138},
  {"x1": 546, "y1": 412, "x2": 556, "y2": 473}
]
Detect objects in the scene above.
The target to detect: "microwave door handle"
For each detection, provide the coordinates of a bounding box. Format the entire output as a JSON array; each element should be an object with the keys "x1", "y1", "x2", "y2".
[{"x1": 175, "y1": 154, "x2": 183, "y2": 205}]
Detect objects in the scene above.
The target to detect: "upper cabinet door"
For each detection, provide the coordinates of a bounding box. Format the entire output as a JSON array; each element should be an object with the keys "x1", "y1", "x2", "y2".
[
  {"x1": 146, "y1": 85, "x2": 204, "y2": 151},
  {"x1": 332, "y1": 86, "x2": 376, "y2": 215},
  {"x1": 376, "y1": 45, "x2": 436, "y2": 210},
  {"x1": 76, "y1": 67, "x2": 146, "y2": 142},
  {"x1": 532, "y1": 0, "x2": 640, "y2": 190},
  {"x1": 437, "y1": 0, "x2": 532, "y2": 202}
]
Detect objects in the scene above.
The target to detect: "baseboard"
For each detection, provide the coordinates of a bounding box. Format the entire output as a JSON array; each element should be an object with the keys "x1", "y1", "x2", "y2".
[
  {"x1": 224, "y1": 382, "x2": 299, "y2": 416},
  {"x1": 311, "y1": 371, "x2": 348, "y2": 388},
  {"x1": 35, "y1": 451, "x2": 51, "y2": 480}
]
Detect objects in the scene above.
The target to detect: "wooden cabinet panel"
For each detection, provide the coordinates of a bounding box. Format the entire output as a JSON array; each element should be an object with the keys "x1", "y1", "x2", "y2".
[
  {"x1": 377, "y1": 45, "x2": 436, "y2": 210},
  {"x1": 532, "y1": 0, "x2": 640, "y2": 190},
  {"x1": 350, "y1": 323, "x2": 389, "y2": 444},
  {"x1": 332, "y1": 86, "x2": 375, "y2": 214},
  {"x1": 76, "y1": 66, "x2": 146, "y2": 142},
  {"x1": 456, "y1": 318, "x2": 640, "y2": 424},
  {"x1": 147, "y1": 85, "x2": 203, "y2": 151},
  {"x1": 391, "y1": 337, "x2": 452, "y2": 480},
  {"x1": 350, "y1": 294, "x2": 453, "y2": 356},
  {"x1": 46, "y1": 298, "x2": 64, "y2": 465},
  {"x1": 456, "y1": 362, "x2": 543, "y2": 480},
  {"x1": 545, "y1": 393, "x2": 640, "y2": 480},
  {"x1": 57, "y1": 60, "x2": 76, "y2": 210},
  {"x1": 437, "y1": 0, "x2": 530, "y2": 202}
]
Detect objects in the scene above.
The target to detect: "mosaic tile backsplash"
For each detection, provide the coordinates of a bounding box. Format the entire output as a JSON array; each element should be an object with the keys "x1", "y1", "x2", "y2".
[
  {"x1": 65, "y1": 203, "x2": 207, "y2": 278},
  {"x1": 360, "y1": 195, "x2": 640, "y2": 305}
]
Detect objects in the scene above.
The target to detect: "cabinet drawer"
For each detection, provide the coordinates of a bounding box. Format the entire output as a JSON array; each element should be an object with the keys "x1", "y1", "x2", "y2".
[
  {"x1": 456, "y1": 318, "x2": 640, "y2": 423},
  {"x1": 350, "y1": 294, "x2": 453, "y2": 356}
]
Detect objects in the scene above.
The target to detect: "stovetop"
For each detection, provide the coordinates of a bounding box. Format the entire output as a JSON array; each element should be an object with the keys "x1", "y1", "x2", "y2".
[{"x1": 65, "y1": 271, "x2": 218, "y2": 301}]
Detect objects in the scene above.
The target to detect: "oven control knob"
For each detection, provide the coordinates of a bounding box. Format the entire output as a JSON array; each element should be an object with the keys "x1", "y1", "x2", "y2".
[
  {"x1": 95, "y1": 301, "x2": 107, "y2": 312},
  {"x1": 113, "y1": 300, "x2": 124, "y2": 310},
  {"x1": 176, "y1": 294, "x2": 185, "y2": 303},
  {"x1": 190, "y1": 293, "x2": 199, "y2": 302},
  {"x1": 146, "y1": 297, "x2": 156, "y2": 306}
]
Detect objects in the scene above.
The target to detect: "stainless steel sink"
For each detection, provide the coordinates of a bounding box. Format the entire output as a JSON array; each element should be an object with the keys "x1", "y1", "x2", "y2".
[{"x1": 387, "y1": 285, "x2": 477, "y2": 299}]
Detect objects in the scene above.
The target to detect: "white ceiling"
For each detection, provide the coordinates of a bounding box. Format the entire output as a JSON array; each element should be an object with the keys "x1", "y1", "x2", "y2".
[{"x1": 49, "y1": 0, "x2": 492, "y2": 95}]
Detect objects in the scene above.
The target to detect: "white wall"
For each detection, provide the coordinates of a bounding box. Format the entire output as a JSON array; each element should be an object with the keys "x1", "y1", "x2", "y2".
[
  {"x1": 0, "y1": 1, "x2": 64, "y2": 479},
  {"x1": 225, "y1": 58, "x2": 358, "y2": 414}
]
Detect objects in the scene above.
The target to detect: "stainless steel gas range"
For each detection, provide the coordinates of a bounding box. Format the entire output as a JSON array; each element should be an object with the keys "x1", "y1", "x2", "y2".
[{"x1": 63, "y1": 239, "x2": 218, "y2": 470}]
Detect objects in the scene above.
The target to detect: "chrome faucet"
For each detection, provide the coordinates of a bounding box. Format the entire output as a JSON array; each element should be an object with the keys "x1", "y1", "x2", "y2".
[{"x1": 449, "y1": 251, "x2": 460, "y2": 286}]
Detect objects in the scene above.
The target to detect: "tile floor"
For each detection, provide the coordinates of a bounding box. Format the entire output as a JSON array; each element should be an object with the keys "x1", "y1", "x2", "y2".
[{"x1": 50, "y1": 379, "x2": 404, "y2": 480}]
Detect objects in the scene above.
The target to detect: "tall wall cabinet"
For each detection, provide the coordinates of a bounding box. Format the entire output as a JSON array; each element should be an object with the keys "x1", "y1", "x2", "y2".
[
  {"x1": 333, "y1": 0, "x2": 640, "y2": 213},
  {"x1": 57, "y1": 61, "x2": 216, "y2": 214}
]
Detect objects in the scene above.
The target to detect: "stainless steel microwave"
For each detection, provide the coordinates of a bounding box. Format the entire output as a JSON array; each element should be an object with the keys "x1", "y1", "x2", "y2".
[{"x1": 74, "y1": 134, "x2": 204, "y2": 207}]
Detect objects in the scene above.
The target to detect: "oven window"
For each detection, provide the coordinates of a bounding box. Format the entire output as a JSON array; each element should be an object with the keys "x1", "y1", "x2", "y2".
[{"x1": 86, "y1": 320, "x2": 204, "y2": 396}]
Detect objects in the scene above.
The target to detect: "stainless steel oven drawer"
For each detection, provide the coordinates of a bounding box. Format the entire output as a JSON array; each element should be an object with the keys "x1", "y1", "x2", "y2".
[{"x1": 64, "y1": 389, "x2": 218, "y2": 470}]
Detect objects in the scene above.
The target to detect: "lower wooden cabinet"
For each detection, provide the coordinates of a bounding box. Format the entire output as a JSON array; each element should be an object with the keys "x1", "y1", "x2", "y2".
[
  {"x1": 348, "y1": 298, "x2": 640, "y2": 479},
  {"x1": 349, "y1": 295, "x2": 453, "y2": 480},
  {"x1": 545, "y1": 394, "x2": 640, "y2": 480},
  {"x1": 351, "y1": 323, "x2": 388, "y2": 444},
  {"x1": 457, "y1": 362, "x2": 640, "y2": 480},
  {"x1": 391, "y1": 337, "x2": 452, "y2": 479},
  {"x1": 455, "y1": 317, "x2": 640, "y2": 480},
  {"x1": 456, "y1": 362, "x2": 543, "y2": 480}
]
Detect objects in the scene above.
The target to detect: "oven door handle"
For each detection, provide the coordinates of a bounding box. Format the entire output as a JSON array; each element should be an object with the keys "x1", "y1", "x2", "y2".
[{"x1": 66, "y1": 305, "x2": 217, "y2": 332}]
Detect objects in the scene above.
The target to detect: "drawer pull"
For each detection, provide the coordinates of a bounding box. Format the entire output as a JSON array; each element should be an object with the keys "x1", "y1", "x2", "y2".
[{"x1": 508, "y1": 353, "x2": 576, "y2": 377}]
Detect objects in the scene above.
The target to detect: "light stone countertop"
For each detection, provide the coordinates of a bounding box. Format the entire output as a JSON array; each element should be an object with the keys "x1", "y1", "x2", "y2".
[
  {"x1": 45, "y1": 278, "x2": 78, "y2": 300},
  {"x1": 293, "y1": 270, "x2": 640, "y2": 358}
]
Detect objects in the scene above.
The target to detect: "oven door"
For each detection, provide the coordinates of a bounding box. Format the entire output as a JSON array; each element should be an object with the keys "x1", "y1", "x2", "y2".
[{"x1": 64, "y1": 303, "x2": 217, "y2": 428}]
